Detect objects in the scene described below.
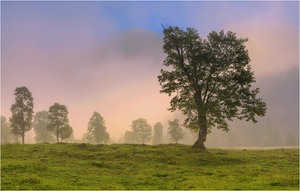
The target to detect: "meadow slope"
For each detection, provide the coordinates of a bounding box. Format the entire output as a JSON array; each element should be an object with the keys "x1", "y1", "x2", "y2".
[{"x1": 1, "y1": 143, "x2": 299, "y2": 190}]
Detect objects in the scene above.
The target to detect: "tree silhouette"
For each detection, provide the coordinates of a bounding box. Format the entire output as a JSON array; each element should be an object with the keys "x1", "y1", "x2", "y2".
[
  {"x1": 10, "y1": 86, "x2": 34, "y2": 144},
  {"x1": 168, "y1": 119, "x2": 184, "y2": 144},
  {"x1": 158, "y1": 26, "x2": 266, "y2": 150},
  {"x1": 131, "y1": 118, "x2": 152, "y2": 144},
  {"x1": 47, "y1": 103, "x2": 73, "y2": 143},
  {"x1": 152, "y1": 122, "x2": 163, "y2": 145},
  {"x1": 33, "y1": 111, "x2": 55, "y2": 143},
  {"x1": 86, "y1": 112, "x2": 110, "y2": 144}
]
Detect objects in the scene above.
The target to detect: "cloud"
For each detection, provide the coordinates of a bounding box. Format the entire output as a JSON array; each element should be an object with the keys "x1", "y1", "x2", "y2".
[
  {"x1": 2, "y1": 1, "x2": 298, "y2": 145},
  {"x1": 2, "y1": 7, "x2": 170, "y2": 140},
  {"x1": 188, "y1": 1, "x2": 299, "y2": 76},
  {"x1": 227, "y1": 10, "x2": 299, "y2": 76}
]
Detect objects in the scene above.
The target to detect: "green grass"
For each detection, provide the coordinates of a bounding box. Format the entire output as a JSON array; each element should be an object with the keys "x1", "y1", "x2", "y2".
[{"x1": 1, "y1": 143, "x2": 299, "y2": 190}]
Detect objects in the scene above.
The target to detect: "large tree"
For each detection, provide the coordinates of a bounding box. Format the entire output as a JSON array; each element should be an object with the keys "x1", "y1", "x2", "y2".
[
  {"x1": 168, "y1": 119, "x2": 184, "y2": 144},
  {"x1": 47, "y1": 103, "x2": 73, "y2": 143},
  {"x1": 33, "y1": 111, "x2": 55, "y2": 143},
  {"x1": 158, "y1": 26, "x2": 266, "y2": 150},
  {"x1": 86, "y1": 112, "x2": 110, "y2": 144},
  {"x1": 9, "y1": 86, "x2": 34, "y2": 144},
  {"x1": 152, "y1": 122, "x2": 164, "y2": 145},
  {"x1": 131, "y1": 118, "x2": 152, "y2": 144}
]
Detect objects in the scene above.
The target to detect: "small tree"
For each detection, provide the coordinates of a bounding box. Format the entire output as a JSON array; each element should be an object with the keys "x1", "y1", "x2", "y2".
[
  {"x1": 1, "y1": 116, "x2": 11, "y2": 144},
  {"x1": 81, "y1": 133, "x2": 93, "y2": 143},
  {"x1": 62, "y1": 129, "x2": 74, "y2": 143},
  {"x1": 124, "y1": 130, "x2": 135, "y2": 144},
  {"x1": 47, "y1": 103, "x2": 73, "y2": 143},
  {"x1": 10, "y1": 86, "x2": 34, "y2": 144},
  {"x1": 168, "y1": 119, "x2": 184, "y2": 144},
  {"x1": 118, "y1": 134, "x2": 124, "y2": 144},
  {"x1": 86, "y1": 112, "x2": 110, "y2": 144},
  {"x1": 131, "y1": 118, "x2": 152, "y2": 144},
  {"x1": 33, "y1": 111, "x2": 55, "y2": 143},
  {"x1": 1, "y1": 116, "x2": 19, "y2": 144},
  {"x1": 152, "y1": 122, "x2": 164, "y2": 145}
]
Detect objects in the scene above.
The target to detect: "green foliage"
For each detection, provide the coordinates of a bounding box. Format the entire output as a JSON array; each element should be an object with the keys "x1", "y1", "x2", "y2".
[
  {"x1": 168, "y1": 119, "x2": 184, "y2": 143},
  {"x1": 152, "y1": 122, "x2": 163, "y2": 145},
  {"x1": 61, "y1": 125, "x2": 74, "y2": 142},
  {"x1": 131, "y1": 118, "x2": 152, "y2": 144},
  {"x1": 33, "y1": 111, "x2": 55, "y2": 143},
  {"x1": 86, "y1": 112, "x2": 110, "y2": 144},
  {"x1": 1, "y1": 116, "x2": 20, "y2": 144},
  {"x1": 47, "y1": 103, "x2": 73, "y2": 143},
  {"x1": 9, "y1": 86, "x2": 34, "y2": 144},
  {"x1": 1, "y1": 144, "x2": 298, "y2": 190},
  {"x1": 158, "y1": 26, "x2": 267, "y2": 148}
]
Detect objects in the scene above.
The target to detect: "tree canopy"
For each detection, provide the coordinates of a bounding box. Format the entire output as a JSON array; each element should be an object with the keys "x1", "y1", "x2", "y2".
[
  {"x1": 47, "y1": 103, "x2": 73, "y2": 143},
  {"x1": 168, "y1": 119, "x2": 184, "y2": 144},
  {"x1": 33, "y1": 111, "x2": 55, "y2": 143},
  {"x1": 1, "y1": 116, "x2": 19, "y2": 144},
  {"x1": 152, "y1": 122, "x2": 164, "y2": 145},
  {"x1": 9, "y1": 86, "x2": 34, "y2": 144},
  {"x1": 158, "y1": 26, "x2": 266, "y2": 150},
  {"x1": 86, "y1": 111, "x2": 110, "y2": 144},
  {"x1": 131, "y1": 118, "x2": 152, "y2": 144}
]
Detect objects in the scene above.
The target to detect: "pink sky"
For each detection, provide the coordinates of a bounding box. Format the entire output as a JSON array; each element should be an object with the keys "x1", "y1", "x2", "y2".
[{"x1": 1, "y1": 1, "x2": 298, "y2": 142}]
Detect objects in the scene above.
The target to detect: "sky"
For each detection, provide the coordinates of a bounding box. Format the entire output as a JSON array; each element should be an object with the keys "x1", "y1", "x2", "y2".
[{"x1": 1, "y1": 1, "x2": 299, "y2": 144}]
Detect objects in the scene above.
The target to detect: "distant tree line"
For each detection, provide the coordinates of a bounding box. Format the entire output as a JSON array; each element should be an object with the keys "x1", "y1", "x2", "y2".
[
  {"x1": 2, "y1": 86, "x2": 74, "y2": 144},
  {"x1": 2, "y1": 86, "x2": 186, "y2": 145},
  {"x1": 120, "y1": 118, "x2": 185, "y2": 145}
]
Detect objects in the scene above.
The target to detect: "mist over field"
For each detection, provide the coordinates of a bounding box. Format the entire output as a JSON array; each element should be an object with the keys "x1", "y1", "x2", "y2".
[{"x1": 1, "y1": 1, "x2": 299, "y2": 147}]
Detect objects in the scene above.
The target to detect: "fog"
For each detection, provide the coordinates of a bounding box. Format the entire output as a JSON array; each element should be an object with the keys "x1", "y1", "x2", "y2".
[{"x1": 1, "y1": 1, "x2": 298, "y2": 147}]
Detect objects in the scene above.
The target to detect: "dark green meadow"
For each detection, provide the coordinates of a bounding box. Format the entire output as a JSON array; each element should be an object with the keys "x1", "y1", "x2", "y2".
[{"x1": 1, "y1": 143, "x2": 299, "y2": 190}]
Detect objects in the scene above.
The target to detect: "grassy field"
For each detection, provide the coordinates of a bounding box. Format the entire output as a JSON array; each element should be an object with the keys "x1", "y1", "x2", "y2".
[{"x1": 1, "y1": 143, "x2": 299, "y2": 190}]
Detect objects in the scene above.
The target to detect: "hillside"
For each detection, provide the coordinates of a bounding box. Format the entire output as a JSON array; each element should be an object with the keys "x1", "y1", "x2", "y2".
[{"x1": 1, "y1": 143, "x2": 299, "y2": 190}]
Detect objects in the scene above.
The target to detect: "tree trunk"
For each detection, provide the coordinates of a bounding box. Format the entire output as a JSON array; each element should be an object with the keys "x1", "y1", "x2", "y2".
[
  {"x1": 56, "y1": 126, "x2": 59, "y2": 143},
  {"x1": 191, "y1": 127, "x2": 206, "y2": 150},
  {"x1": 191, "y1": 106, "x2": 207, "y2": 150},
  {"x1": 192, "y1": 89, "x2": 208, "y2": 150},
  {"x1": 21, "y1": 132, "x2": 25, "y2": 144}
]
